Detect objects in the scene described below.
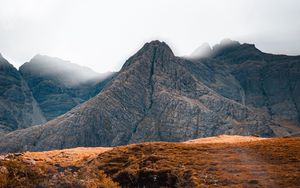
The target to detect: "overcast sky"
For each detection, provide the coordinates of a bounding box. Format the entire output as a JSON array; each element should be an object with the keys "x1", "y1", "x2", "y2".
[{"x1": 0, "y1": 0, "x2": 300, "y2": 72}]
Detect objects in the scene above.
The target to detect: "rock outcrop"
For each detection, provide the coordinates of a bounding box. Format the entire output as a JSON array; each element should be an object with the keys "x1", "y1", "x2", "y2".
[
  {"x1": 0, "y1": 40, "x2": 282, "y2": 153},
  {"x1": 0, "y1": 54, "x2": 46, "y2": 134}
]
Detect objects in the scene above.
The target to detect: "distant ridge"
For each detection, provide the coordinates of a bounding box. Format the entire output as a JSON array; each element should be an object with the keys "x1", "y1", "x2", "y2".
[{"x1": 0, "y1": 54, "x2": 115, "y2": 133}]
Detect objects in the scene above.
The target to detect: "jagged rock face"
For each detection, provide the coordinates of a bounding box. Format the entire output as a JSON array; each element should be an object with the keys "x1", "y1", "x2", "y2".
[
  {"x1": 201, "y1": 41, "x2": 300, "y2": 135},
  {"x1": 231, "y1": 57, "x2": 300, "y2": 122},
  {"x1": 0, "y1": 41, "x2": 276, "y2": 153},
  {"x1": 19, "y1": 55, "x2": 115, "y2": 121},
  {"x1": 0, "y1": 54, "x2": 46, "y2": 134},
  {"x1": 126, "y1": 42, "x2": 272, "y2": 143}
]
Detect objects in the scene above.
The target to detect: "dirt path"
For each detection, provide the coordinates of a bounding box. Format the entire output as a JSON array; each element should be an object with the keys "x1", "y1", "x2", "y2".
[{"x1": 232, "y1": 146, "x2": 277, "y2": 187}]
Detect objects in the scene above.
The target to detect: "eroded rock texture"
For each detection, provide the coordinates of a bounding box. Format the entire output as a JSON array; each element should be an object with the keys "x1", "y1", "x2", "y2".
[
  {"x1": 0, "y1": 54, "x2": 46, "y2": 134},
  {"x1": 192, "y1": 39, "x2": 300, "y2": 135},
  {"x1": 3, "y1": 40, "x2": 296, "y2": 152}
]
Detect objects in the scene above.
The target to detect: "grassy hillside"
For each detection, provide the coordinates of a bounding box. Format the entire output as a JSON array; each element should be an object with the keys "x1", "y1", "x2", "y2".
[{"x1": 0, "y1": 135, "x2": 299, "y2": 187}]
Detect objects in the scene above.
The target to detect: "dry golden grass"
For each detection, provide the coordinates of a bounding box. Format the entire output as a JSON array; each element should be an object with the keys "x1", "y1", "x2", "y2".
[
  {"x1": 0, "y1": 147, "x2": 117, "y2": 188},
  {"x1": 22, "y1": 147, "x2": 111, "y2": 166},
  {"x1": 0, "y1": 135, "x2": 299, "y2": 187},
  {"x1": 86, "y1": 136, "x2": 300, "y2": 187},
  {"x1": 184, "y1": 134, "x2": 266, "y2": 144}
]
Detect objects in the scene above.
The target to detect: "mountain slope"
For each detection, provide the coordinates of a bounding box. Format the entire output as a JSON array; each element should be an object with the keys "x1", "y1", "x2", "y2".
[
  {"x1": 190, "y1": 39, "x2": 300, "y2": 135},
  {"x1": 0, "y1": 41, "x2": 276, "y2": 153},
  {"x1": 19, "y1": 55, "x2": 115, "y2": 121},
  {"x1": 0, "y1": 54, "x2": 46, "y2": 134},
  {"x1": 0, "y1": 54, "x2": 115, "y2": 134}
]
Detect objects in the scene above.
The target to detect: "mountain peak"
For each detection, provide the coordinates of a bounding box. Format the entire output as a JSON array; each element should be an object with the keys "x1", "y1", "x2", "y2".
[
  {"x1": 211, "y1": 39, "x2": 241, "y2": 55},
  {"x1": 122, "y1": 40, "x2": 174, "y2": 69},
  {"x1": 0, "y1": 53, "x2": 14, "y2": 68},
  {"x1": 20, "y1": 54, "x2": 103, "y2": 87},
  {"x1": 30, "y1": 54, "x2": 71, "y2": 65},
  {"x1": 139, "y1": 40, "x2": 174, "y2": 56},
  {"x1": 190, "y1": 43, "x2": 212, "y2": 58},
  {"x1": 211, "y1": 40, "x2": 263, "y2": 62},
  {"x1": 189, "y1": 39, "x2": 242, "y2": 59},
  {"x1": 219, "y1": 38, "x2": 240, "y2": 47},
  {"x1": 146, "y1": 40, "x2": 170, "y2": 48}
]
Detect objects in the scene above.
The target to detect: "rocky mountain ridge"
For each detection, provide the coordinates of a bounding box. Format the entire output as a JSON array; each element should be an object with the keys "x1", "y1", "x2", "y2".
[
  {"x1": 2, "y1": 40, "x2": 298, "y2": 152},
  {"x1": 0, "y1": 39, "x2": 299, "y2": 153},
  {"x1": 0, "y1": 54, "x2": 114, "y2": 133},
  {"x1": 19, "y1": 54, "x2": 115, "y2": 121},
  {"x1": 189, "y1": 39, "x2": 300, "y2": 135}
]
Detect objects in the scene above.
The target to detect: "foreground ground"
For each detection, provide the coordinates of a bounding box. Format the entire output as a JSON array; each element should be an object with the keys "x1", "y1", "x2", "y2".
[{"x1": 0, "y1": 135, "x2": 299, "y2": 187}]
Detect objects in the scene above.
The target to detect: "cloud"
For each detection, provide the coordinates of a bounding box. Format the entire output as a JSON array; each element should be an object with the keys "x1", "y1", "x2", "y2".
[{"x1": 0, "y1": 0, "x2": 299, "y2": 72}]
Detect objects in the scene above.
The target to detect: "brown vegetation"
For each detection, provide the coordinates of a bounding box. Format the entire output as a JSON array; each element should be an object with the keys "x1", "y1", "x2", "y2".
[
  {"x1": 0, "y1": 135, "x2": 299, "y2": 187},
  {"x1": 0, "y1": 148, "x2": 118, "y2": 188}
]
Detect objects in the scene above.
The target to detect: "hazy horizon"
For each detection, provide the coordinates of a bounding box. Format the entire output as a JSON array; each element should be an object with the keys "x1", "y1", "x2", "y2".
[{"x1": 1, "y1": 0, "x2": 300, "y2": 73}]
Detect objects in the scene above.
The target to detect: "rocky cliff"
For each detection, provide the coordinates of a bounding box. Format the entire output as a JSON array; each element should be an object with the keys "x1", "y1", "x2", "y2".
[
  {"x1": 0, "y1": 54, "x2": 46, "y2": 134},
  {"x1": 0, "y1": 54, "x2": 114, "y2": 134},
  {"x1": 0, "y1": 40, "x2": 288, "y2": 153},
  {"x1": 190, "y1": 39, "x2": 300, "y2": 135}
]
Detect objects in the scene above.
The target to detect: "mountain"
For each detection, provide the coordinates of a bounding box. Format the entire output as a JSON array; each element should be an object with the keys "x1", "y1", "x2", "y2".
[
  {"x1": 0, "y1": 40, "x2": 286, "y2": 153},
  {"x1": 190, "y1": 39, "x2": 300, "y2": 135},
  {"x1": 19, "y1": 55, "x2": 115, "y2": 121},
  {"x1": 0, "y1": 54, "x2": 46, "y2": 134},
  {"x1": 0, "y1": 54, "x2": 115, "y2": 134},
  {"x1": 190, "y1": 42, "x2": 212, "y2": 58}
]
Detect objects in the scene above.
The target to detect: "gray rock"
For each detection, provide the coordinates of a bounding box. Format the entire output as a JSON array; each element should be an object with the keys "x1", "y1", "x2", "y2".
[
  {"x1": 0, "y1": 54, "x2": 115, "y2": 134},
  {"x1": 0, "y1": 54, "x2": 46, "y2": 133},
  {"x1": 206, "y1": 41, "x2": 300, "y2": 134},
  {"x1": 19, "y1": 55, "x2": 115, "y2": 121},
  {"x1": 0, "y1": 41, "x2": 277, "y2": 153}
]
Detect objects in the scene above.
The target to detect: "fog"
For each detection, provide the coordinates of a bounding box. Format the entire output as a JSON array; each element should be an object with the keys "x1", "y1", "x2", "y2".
[
  {"x1": 22, "y1": 54, "x2": 112, "y2": 87},
  {"x1": 0, "y1": 0, "x2": 300, "y2": 72}
]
